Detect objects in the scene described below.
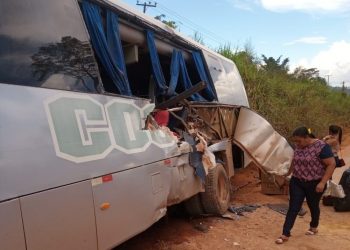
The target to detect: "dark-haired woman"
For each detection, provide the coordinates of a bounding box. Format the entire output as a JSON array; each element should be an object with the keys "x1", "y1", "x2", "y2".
[
  {"x1": 276, "y1": 127, "x2": 336, "y2": 244},
  {"x1": 323, "y1": 125, "x2": 343, "y2": 167}
]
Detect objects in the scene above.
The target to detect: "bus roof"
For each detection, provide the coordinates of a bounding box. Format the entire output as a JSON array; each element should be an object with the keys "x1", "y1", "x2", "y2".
[{"x1": 103, "y1": 0, "x2": 234, "y2": 64}]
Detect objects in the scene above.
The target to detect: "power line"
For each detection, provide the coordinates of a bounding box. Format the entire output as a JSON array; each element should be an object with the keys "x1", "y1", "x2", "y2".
[
  {"x1": 154, "y1": 3, "x2": 228, "y2": 46},
  {"x1": 157, "y1": 3, "x2": 227, "y2": 42},
  {"x1": 325, "y1": 74, "x2": 331, "y2": 85},
  {"x1": 135, "y1": 1, "x2": 229, "y2": 46},
  {"x1": 152, "y1": 9, "x2": 221, "y2": 46},
  {"x1": 152, "y1": 12, "x2": 222, "y2": 46}
]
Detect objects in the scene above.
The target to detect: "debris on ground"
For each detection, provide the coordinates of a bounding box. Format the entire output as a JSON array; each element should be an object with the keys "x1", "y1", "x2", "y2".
[
  {"x1": 221, "y1": 212, "x2": 240, "y2": 220},
  {"x1": 266, "y1": 203, "x2": 307, "y2": 216},
  {"x1": 228, "y1": 204, "x2": 261, "y2": 216},
  {"x1": 192, "y1": 222, "x2": 209, "y2": 233}
]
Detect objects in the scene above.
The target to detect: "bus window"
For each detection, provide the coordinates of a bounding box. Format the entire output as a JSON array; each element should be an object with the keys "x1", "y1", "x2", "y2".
[
  {"x1": 203, "y1": 53, "x2": 226, "y2": 84},
  {"x1": 0, "y1": 0, "x2": 101, "y2": 93},
  {"x1": 220, "y1": 58, "x2": 249, "y2": 107}
]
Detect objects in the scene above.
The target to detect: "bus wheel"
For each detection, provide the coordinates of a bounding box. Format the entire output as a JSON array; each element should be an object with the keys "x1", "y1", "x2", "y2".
[
  {"x1": 200, "y1": 163, "x2": 230, "y2": 215},
  {"x1": 184, "y1": 194, "x2": 205, "y2": 216}
]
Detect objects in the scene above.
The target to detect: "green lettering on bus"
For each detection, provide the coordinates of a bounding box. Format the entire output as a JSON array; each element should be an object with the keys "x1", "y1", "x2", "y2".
[
  {"x1": 45, "y1": 95, "x2": 177, "y2": 163},
  {"x1": 106, "y1": 101, "x2": 151, "y2": 153},
  {"x1": 47, "y1": 97, "x2": 112, "y2": 160}
]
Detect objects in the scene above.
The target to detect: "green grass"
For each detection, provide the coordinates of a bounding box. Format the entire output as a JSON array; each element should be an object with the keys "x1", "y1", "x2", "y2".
[{"x1": 217, "y1": 45, "x2": 350, "y2": 138}]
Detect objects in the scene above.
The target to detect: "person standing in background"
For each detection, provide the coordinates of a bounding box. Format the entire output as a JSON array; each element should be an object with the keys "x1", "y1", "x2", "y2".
[{"x1": 323, "y1": 125, "x2": 343, "y2": 168}]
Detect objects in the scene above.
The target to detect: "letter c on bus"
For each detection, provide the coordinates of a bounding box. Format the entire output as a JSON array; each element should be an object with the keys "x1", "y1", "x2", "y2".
[{"x1": 45, "y1": 95, "x2": 113, "y2": 163}]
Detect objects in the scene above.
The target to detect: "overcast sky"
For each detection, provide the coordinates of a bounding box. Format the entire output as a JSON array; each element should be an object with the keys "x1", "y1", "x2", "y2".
[{"x1": 119, "y1": 0, "x2": 350, "y2": 87}]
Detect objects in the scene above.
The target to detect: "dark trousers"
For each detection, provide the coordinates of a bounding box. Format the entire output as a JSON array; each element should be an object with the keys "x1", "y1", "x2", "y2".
[{"x1": 282, "y1": 177, "x2": 325, "y2": 237}]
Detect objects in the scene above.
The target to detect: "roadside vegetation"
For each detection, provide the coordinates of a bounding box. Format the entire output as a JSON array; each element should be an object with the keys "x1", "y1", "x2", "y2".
[{"x1": 217, "y1": 44, "x2": 350, "y2": 138}]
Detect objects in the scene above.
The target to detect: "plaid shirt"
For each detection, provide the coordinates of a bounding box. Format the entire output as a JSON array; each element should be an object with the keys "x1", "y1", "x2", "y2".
[{"x1": 292, "y1": 140, "x2": 327, "y2": 181}]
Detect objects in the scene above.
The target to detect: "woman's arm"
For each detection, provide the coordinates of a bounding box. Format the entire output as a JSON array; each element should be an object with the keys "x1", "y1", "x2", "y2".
[
  {"x1": 316, "y1": 157, "x2": 336, "y2": 192},
  {"x1": 324, "y1": 136, "x2": 338, "y2": 147}
]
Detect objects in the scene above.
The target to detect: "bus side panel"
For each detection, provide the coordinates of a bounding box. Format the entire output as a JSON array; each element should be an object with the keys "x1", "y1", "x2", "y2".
[
  {"x1": 167, "y1": 154, "x2": 203, "y2": 206},
  {"x1": 0, "y1": 199, "x2": 26, "y2": 250},
  {"x1": 92, "y1": 160, "x2": 172, "y2": 249},
  {"x1": 0, "y1": 84, "x2": 178, "y2": 203},
  {"x1": 20, "y1": 180, "x2": 97, "y2": 250}
]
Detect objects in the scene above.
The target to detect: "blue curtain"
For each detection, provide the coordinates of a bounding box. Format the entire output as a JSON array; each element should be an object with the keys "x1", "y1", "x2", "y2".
[
  {"x1": 146, "y1": 30, "x2": 168, "y2": 96},
  {"x1": 168, "y1": 50, "x2": 180, "y2": 95},
  {"x1": 168, "y1": 50, "x2": 205, "y2": 101},
  {"x1": 82, "y1": 1, "x2": 132, "y2": 96},
  {"x1": 192, "y1": 51, "x2": 217, "y2": 101},
  {"x1": 106, "y1": 10, "x2": 129, "y2": 86}
]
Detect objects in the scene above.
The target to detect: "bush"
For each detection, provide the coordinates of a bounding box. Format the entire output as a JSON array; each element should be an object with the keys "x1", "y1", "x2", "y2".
[{"x1": 218, "y1": 45, "x2": 350, "y2": 138}]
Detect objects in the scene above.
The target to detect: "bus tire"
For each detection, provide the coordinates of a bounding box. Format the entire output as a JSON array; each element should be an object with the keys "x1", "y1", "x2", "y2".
[
  {"x1": 200, "y1": 163, "x2": 230, "y2": 215},
  {"x1": 184, "y1": 194, "x2": 205, "y2": 216}
]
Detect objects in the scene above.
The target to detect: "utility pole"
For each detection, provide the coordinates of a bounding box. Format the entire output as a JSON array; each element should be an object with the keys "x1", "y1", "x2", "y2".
[
  {"x1": 136, "y1": 1, "x2": 157, "y2": 13},
  {"x1": 342, "y1": 81, "x2": 345, "y2": 92},
  {"x1": 325, "y1": 74, "x2": 331, "y2": 85}
]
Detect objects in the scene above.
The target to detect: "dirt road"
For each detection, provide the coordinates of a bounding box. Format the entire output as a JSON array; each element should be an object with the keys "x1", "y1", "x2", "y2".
[{"x1": 116, "y1": 132, "x2": 350, "y2": 250}]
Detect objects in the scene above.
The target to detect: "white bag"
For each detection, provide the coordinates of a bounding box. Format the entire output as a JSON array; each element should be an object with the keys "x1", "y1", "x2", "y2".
[{"x1": 324, "y1": 180, "x2": 346, "y2": 198}]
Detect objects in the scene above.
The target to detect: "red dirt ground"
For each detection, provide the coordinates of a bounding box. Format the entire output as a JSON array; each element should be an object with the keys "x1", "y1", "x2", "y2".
[{"x1": 116, "y1": 131, "x2": 350, "y2": 250}]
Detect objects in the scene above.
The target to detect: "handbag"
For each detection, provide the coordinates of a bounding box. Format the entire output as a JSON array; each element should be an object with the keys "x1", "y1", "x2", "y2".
[
  {"x1": 322, "y1": 195, "x2": 336, "y2": 206},
  {"x1": 338, "y1": 158, "x2": 346, "y2": 168}
]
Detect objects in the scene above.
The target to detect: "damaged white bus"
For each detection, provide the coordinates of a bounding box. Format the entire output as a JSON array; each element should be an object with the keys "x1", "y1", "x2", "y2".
[{"x1": 0, "y1": 0, "x2": 292, "y2": 249}]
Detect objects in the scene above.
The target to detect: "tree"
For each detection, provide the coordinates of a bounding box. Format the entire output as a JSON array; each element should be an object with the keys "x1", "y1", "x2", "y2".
[
  {"x1": 261, "y1": 55, "x2": 289, "y2": 74},
  {"x1": 293, "y1": 67, "x2": 318, "y2": 79},
  {"x1": 31, "y1": 36, "x2": 99, "y2": 90},
  {"x1": 154, "y1": 14, "x2": 178, "y2": 29},
  {"x1": 293, "y1": 67, "x2": 327, "y2": 84}
]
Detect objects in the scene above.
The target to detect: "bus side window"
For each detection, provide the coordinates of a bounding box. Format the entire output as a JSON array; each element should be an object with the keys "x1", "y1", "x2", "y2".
[{"x1": 0, "y1": 0, "x2": 101, "y2": 93}]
